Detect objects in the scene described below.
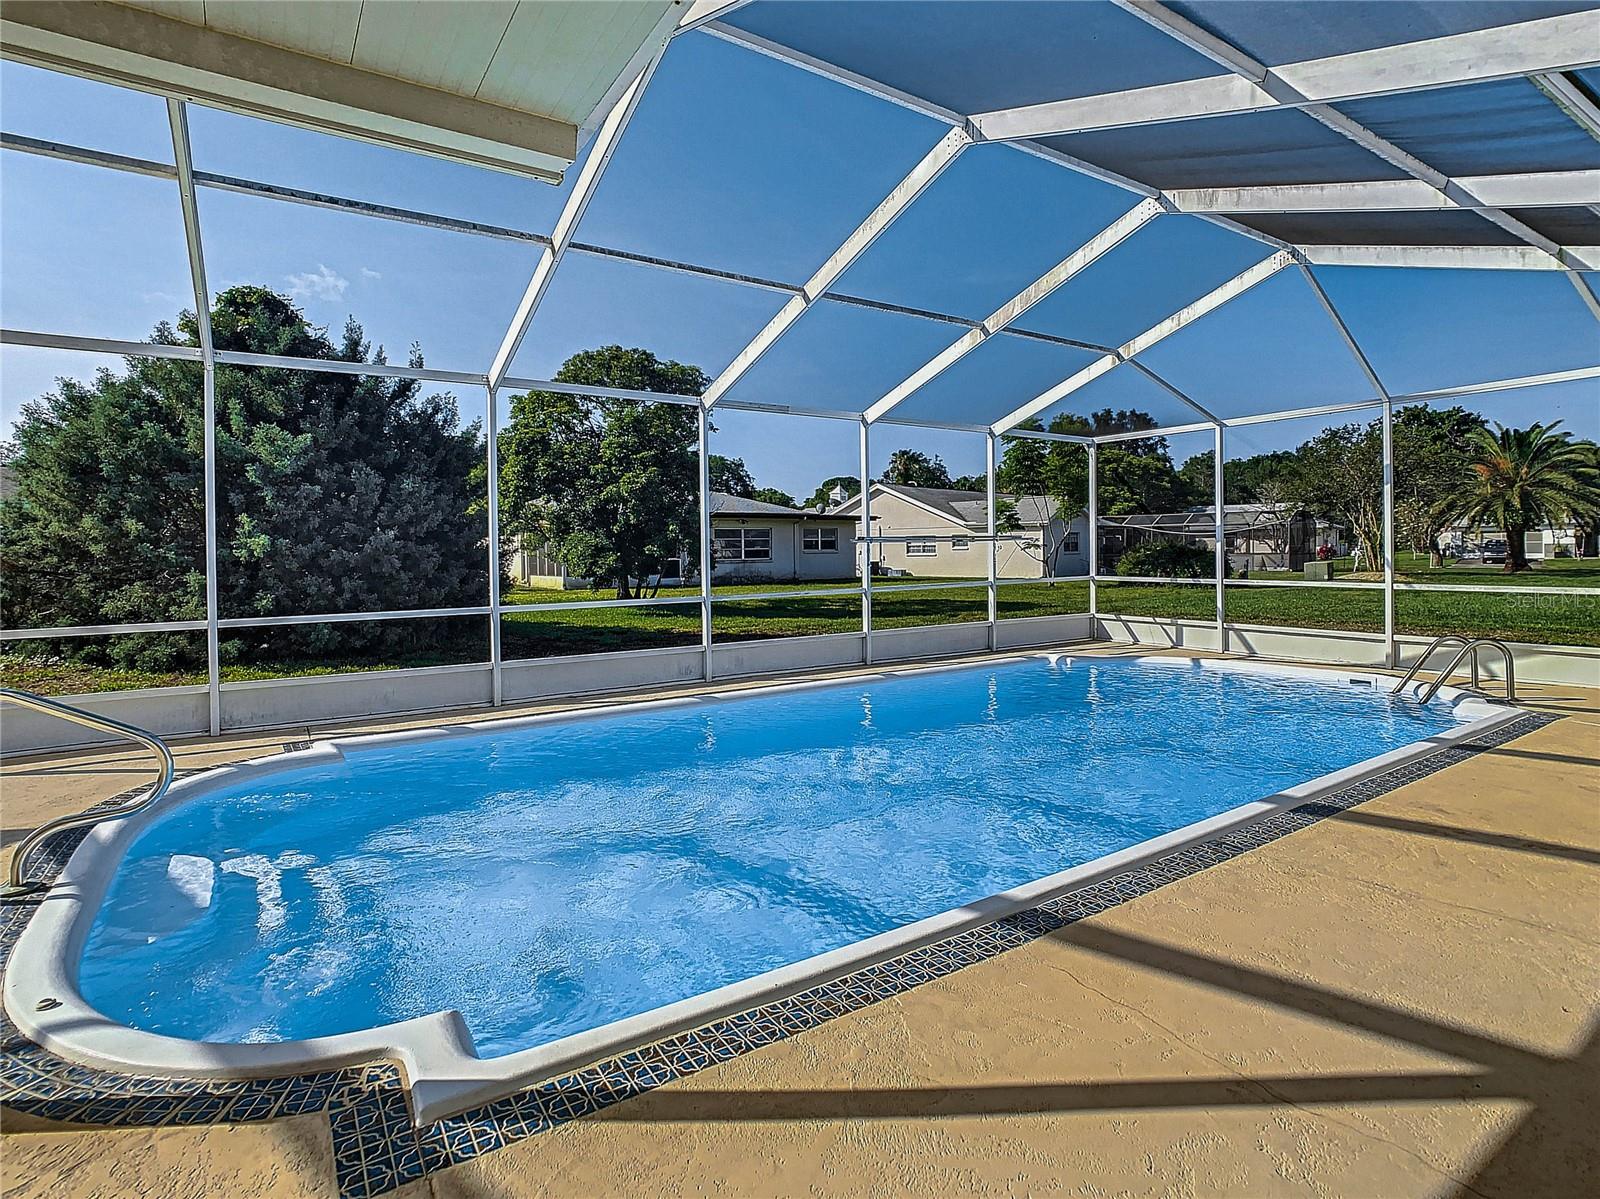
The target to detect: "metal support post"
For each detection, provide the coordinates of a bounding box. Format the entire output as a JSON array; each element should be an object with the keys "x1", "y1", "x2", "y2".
[
  {"x1": 986, "y1": 431, "x2": 999, "y2": 651},
  {"x1": 486, "y1": 386, "x2": 503, "y2": 704},
  {"x1": 1213, "y1": 422, "x2": 1226, "y2": 648},
  {"x1": 698, "y1": 405, "x2": 715, "y2": 680},
  {"x1": 860, "y1": 418, "x2": 873, "y2": 665}
]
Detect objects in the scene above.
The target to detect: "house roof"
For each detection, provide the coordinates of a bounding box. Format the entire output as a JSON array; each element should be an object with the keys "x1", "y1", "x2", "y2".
[
  {"x1": 829, "y1": 484, "x2": 1062, "y2": 529},
  {"x1": 709, "y1": 491, "x2": 836, "y2": 519},
  {"x1": 1103, "y1": 504, "x2": 1307, "y2": 535}
]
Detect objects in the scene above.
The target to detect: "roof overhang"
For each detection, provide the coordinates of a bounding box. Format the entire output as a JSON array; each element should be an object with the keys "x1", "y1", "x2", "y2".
[{"x1": 0, "y1": 0, "x2": 682, "y2": 182}]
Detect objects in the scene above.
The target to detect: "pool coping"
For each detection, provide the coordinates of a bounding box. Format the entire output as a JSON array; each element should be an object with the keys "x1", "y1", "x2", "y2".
[{"x1": 3, "y1": 652, "x2": 1524, "y2": 1128}]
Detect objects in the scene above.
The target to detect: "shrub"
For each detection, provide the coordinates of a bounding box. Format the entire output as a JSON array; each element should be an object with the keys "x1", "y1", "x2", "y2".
[{"x1": 1114, "y1": 540, "x2": 1216, "y2": 579}]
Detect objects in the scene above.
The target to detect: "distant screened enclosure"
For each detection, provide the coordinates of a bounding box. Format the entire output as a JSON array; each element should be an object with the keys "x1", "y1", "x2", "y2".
[{"x1": 2, "y1": 1, "x2": 1598, "y2": 717}]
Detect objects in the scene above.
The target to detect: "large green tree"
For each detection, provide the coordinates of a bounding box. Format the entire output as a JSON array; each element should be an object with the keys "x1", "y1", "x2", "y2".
[
  {"x1": 1444, "y1": 421, "x2": 1600, "y2": 572},
  {"x1": 806, "y1": 475, "x2": 860, "y2": 510},
  {"x1": 1283, "y1": 421, "x2": 1384, "y2": 569},
  {"x1": 882, "y1": 448, "x2": 952, "y2": 488},
  {"x1": 1177, "y1": 448, "x2": 1300, "y2": 505},
  {"x1": 1000, "y1": 409, "x2": 1195, "y2": 520},
  {"x1": 1, "y1": 286, "x2": 486, "y2": 671},
  {"x1": 707, "y1": 454, "x2": 756, "y2": 497},
  {"x1": 1280, "y1": 407, "x2": 1492, "y2": 570},
  {"x1": 750, "y1": 487, "x2": 799, "y2": 508},
  {"x1": 498, "y1": 346, "x2": 703, "y2": 598},
  {"x1": 1390, "y1": 405, "x2": 1485, "y2": 564}
]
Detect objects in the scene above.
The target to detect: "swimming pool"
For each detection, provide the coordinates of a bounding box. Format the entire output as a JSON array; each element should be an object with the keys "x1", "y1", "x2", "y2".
[{"x1": 6, "y1": 654, "x2": 1514, "y2": 1122}]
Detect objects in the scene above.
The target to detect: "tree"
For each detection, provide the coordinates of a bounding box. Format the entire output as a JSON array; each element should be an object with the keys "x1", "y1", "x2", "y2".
[
  {"x1": 882, "y1": 448, "x2": 952, "y2": 488},
  {"x1": 0, "y1": 286, "x2": 485, "y2": 671},
  {"x1": 1035, "y1": 409, "x2": 1197, "y2": 516},
  {"x1": 750, "y1": 486, "x2": 799, "y2": 508},
  {"x1": 707, "y1": 454, "x2": 756, "y2": 498},
  {"x1": 499, "y1": 346, "x2": 704, "y2": 598},
  {"x1": 1284, "y1": 421, "x2": 1384, "y2": 570},
  {"x1": 1574, "y1": 441, "x2": 1600, "y2": 556},
  {"x1": 805, "y1": 475, "x2": 860, "y2": 510},
  {"x1": 1442, "y1": 421, "x2": 1600, "y2": 572},
  {"x1": 950, "y1": 473, "x2": 986, "y2": 492},
  {"x1": 1096, "y1": 448, "x2": 1195, "y2": 516},
  {"x1": 1390, "y1": 405, "x2": 1485, "y2": 564},
  {"x1": 1178, "y1": 448, "x2": 1300, "y2": 504},
  {"x1": 996, "y1": 423, "x2": 1051, "y2": 497}
]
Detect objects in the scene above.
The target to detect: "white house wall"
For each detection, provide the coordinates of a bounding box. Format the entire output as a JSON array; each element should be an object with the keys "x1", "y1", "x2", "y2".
[{"x1": 710, "y1": 516, "x2": 854, "y2": 583}]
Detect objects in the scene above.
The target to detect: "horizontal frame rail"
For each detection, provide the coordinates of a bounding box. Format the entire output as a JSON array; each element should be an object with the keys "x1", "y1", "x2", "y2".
[
  {"x1": 498, "y1": 595, "x2": 703, "y2": 614},
  {"x1": 869, "y1": 580, "x2": 991, "y2": 595},
  {"x1": 995, "y1": 575, "x2": 1092, "y2": 587},
  {"x1": 708, "y1": 586, "x2": 866, "y2": 604}
]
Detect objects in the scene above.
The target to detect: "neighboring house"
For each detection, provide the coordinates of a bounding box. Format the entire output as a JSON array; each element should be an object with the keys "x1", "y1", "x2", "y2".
[
  {"x1": 507, "y1": 491, "x2": 852, "y2": 588},
  {"x1": 1438, "y1": 519, "x2": 1591, "y2": 560},
  {"x1": 829, "y1": 483, "x2": 1087, "y2": 579},
  {"x1": 1103, "y1": 503, "x2": 1346, "y2": 572},
  {"x1": 710, "y1": 492, "x2": 852, "y2": 584}
]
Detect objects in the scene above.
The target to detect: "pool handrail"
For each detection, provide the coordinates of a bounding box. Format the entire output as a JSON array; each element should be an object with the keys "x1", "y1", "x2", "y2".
[
  {"x1": 1, "y1": 688, "x2": 176, "y2": 895},
  {"x1": 1392, "y1": 636, "x2": 1516, "y2": 704},
  {"x1": 1416, "y1": 639, "x2": 1516, "y2": 704},
  {"x1": 1391, "y1": 635, "x2": 1473, "y2": 695}
]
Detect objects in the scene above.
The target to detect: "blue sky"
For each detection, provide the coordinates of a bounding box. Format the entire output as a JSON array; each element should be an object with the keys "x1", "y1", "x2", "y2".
[{"x1": 3, "y1": 30, "x2": 1597, "y2": 500}]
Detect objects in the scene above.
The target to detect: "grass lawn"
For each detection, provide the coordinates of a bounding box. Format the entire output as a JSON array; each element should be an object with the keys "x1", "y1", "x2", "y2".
[{"x1": 5, "y1": 562, "x2": 1593, "y2": 696}]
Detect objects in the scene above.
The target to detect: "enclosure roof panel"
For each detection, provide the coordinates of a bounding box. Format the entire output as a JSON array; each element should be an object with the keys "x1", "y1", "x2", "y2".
[
  {"x1": 719, "y1": 0, "x2": 1230, "y2": 115},
  {"x1": 1163, "y1": 1, "x2": 1600, "y2": 67},
  {"x1": 713, "y1": 1, "x2": 1600, "y2": 256}
]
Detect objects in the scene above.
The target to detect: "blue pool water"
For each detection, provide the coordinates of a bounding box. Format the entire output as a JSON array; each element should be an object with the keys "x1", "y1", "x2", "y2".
[{"x1": 79, "y1": 658, "x2": 1461, "y2": 1056}]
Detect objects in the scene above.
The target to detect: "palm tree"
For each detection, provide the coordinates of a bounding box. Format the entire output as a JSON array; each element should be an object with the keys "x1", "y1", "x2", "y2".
[{"x1": 1446, "y1": 421, "x2": 1600, "y2": 572}]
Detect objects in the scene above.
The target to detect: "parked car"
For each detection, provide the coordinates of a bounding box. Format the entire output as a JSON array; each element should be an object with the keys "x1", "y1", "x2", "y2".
[{"x1": 1481, "y1": 539, "x2": 1509, "y2": 564}]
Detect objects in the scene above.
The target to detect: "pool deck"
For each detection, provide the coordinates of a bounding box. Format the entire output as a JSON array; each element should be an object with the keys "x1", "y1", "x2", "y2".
[{"x1": 2, "y1": 644, "x2": 1596, "y2": 1198}]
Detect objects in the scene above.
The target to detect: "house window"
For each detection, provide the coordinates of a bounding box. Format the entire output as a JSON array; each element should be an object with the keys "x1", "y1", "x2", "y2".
[
  {"x1": 802, "y1": 526, "x2": 839, "y2": 552},
  {"x1": 906, "y1": 540, "x2": 938, "y2": 557},
  {"x1": 715, "y1": 527, "x2": 772, "y2": 561},
  {"x1": 1063, "y1": 531, "x2": 1079, "y2": 552},
  {"x1": 951, "y1": 537, "x2": 970, "y2": 551}
]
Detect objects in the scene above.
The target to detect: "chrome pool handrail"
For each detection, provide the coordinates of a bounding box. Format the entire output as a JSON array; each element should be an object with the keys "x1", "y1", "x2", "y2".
[
  {"x1": 1390, "y1": 635, "x2": 1473, "y2": 695},
  {"x1": 1416, "y1": 639, "x2": 1516, "y2": 705},
  {"x1": 2, "y1": 688, "x2": 176, "y2": 895}
]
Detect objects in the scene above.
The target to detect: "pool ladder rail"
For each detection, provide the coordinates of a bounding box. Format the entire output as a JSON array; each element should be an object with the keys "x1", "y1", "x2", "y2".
[
  {"x1": 1391, "y1": 636, "x2": 1517, "y2": 705},
  {"x1": 1, "y1": 688, "x2": 176, "y2": 897}
]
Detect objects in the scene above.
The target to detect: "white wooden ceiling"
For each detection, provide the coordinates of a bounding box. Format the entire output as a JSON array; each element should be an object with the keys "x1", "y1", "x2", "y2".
[
  {"x1": 1, "y1": 1, "x2": 681, "y2": 179},
  {"x1": 122, "y1": 1, "x2": 675, "y2": 128}
]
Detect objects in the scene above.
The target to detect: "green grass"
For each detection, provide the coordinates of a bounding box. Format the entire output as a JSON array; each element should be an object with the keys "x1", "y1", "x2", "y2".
[
  {"x1": 5, "y1": 563, "x2": 1593, "y2": 696},
  {"x1": 1248, "y1": 553, "x2": 1600, "y2": 589}
]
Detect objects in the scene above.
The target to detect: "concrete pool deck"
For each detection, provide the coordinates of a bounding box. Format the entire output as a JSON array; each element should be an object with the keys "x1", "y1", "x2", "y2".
[{"x1": 2, "y1": 644, "x2": 1596, "y2": 1198}]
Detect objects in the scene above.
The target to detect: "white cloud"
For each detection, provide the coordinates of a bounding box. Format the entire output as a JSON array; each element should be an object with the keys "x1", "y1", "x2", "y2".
[
  {"x1": 360, "y1": 267, "x2": 382, "y2": 281},
  {"x1": 284, "y1": 263, "x2": 349, "y2": 303}
]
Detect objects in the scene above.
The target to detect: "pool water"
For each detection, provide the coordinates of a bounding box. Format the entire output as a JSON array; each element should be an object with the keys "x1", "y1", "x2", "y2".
[{"x1": 78, "y1": 658, "x2": 1460, "y2": 1056}]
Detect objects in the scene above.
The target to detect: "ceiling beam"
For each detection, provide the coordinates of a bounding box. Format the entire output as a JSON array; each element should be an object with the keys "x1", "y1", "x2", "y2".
[
  {"x1": 990, "y1": 251, "x2": 1294, "y2": 434},
  {"x1": 972, "y1": 9, "x2": 1600, "y2": 141},
  {"x1": 487, "y1": 54, "x2": 664, "y2": 390},
  {"x1": 1530, "y1": 71, "x2": 1600, "y2": 141},
  {"x1": 1393, "y1": 364, "x2": 1600, "y2": 404},
  {"x1": 1170, "y1": 171, "x2": 1600, "y2": 214},
  {"x1": 678, "y1": 1, "x2": 756, "y2": 34},
  {"x1": 700, "y1": 125, "x2": 974, "y2": 408},
  {"x1": 1093, "y1": 364, "x2": 1600, "y2": 441},
  {"x1": 862, "y1": 199, "x2": 1163, "y2": 423},
  {"x1": 0, "y1": 0, "x2": 576, "y2": 181},
  {"x1": 1116, "y1": 0, "x2": 1600, "y2": 319},
  {"x1": 1297, "y1": 244, "x2": 1600, "y2": 270}
]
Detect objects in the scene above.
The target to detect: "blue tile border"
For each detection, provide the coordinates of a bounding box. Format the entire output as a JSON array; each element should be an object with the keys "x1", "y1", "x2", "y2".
[{"x1": 0, "y1": 710, "x2": 1556, "y2": 1198}]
